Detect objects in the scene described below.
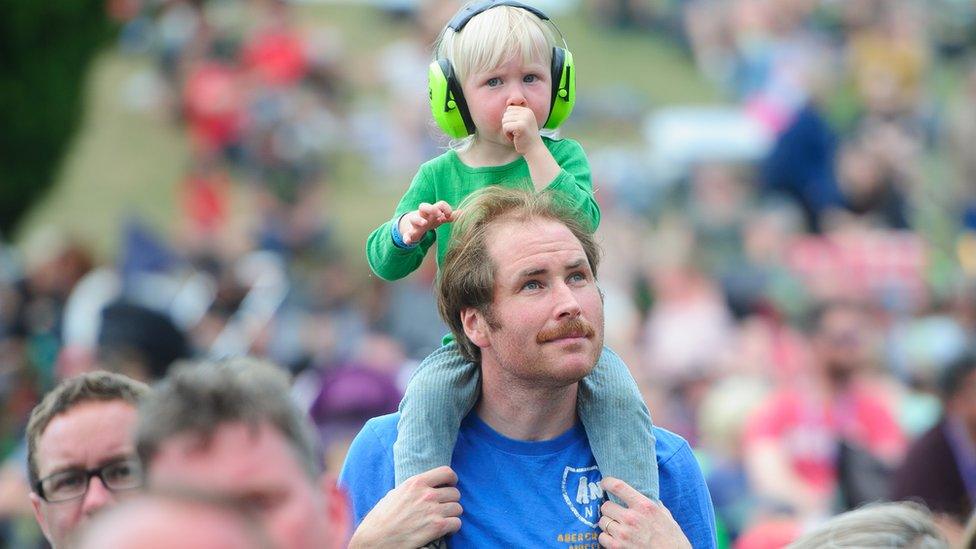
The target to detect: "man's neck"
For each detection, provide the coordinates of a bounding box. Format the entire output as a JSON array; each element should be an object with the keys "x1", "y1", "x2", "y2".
[{"x1": 475, "y1": 369, "x2": 579, "y2": 441}]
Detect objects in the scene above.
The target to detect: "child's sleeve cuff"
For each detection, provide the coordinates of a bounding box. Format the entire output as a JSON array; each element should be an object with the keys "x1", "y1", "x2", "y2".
[{"x1": 391, "y1": 213, "x2": 419, "y2": 249}]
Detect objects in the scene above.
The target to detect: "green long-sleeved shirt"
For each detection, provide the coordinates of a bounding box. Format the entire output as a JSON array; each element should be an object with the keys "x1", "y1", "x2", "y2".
[{"x1": 366, "y1": 136, "x2": 600, "y2": 281}]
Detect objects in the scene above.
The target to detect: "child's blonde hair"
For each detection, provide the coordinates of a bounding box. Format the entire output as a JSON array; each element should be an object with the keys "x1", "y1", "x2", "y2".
[
  {"x1": 435, "y1": 5, "x2": 558, "y2": 84},
  {"x1": 433, "y1": 4, "x2": 561, "y2": 148}
]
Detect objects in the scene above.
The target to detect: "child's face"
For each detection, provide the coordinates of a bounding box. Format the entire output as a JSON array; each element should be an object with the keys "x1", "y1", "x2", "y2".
[{"x1": 461, "y1": 55, "x2": 551, "y2": 146}]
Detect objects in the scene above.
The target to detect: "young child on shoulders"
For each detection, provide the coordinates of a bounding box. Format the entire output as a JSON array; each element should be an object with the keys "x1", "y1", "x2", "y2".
[{"x1": 366, "y1": 0, "x2": 660, "y2": 510}]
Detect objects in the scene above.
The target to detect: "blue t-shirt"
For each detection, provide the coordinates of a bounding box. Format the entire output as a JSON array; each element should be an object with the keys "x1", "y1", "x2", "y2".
[{"x1": 340, "y1": 412, "x2": 717, "y2": 548}]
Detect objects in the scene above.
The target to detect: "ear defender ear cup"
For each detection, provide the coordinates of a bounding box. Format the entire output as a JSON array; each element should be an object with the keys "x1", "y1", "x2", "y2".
[
  {"x1": 543, "y1": 46, "x2": 575, "y2": 130},
  {"x1": 428, "y1": 59, "x2": 476, "y2": 139}
]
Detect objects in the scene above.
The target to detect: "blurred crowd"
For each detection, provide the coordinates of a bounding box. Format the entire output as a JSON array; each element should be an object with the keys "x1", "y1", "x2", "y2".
[{"x1": 4, "y1": 0, "x2": 976, "y2": 546}]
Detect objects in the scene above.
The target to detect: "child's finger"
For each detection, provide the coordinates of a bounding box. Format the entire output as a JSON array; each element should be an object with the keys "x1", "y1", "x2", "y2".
[
  {"x1": 409, "y1": 211, "x2": 429, "y2": 227},
  {"x1": 433, "y1": 201, "x2": 452, "y2": 217},
  {"x1": 422, "y1": 206, "x2": 444, "y2": 223}
]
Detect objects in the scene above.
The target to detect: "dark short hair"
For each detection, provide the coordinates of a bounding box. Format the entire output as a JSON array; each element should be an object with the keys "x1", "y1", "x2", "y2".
[
  {"x1": 437, "y1": 187, "x2": 601, "y2": 363},
  {"x1": 27, "y1": 372, "x2": 150, "y2": 489},
  {"x1": 938, "y1": 352, "x2": 976, "y2": 400},
  {"x1": 136, "y1": 357, "x2": 322, "y2": 479}
]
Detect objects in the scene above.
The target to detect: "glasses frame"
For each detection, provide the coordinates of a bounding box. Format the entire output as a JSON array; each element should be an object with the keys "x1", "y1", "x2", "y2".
[{"x1": 34, "y1": 458, "x2": 144, "y2": 503}]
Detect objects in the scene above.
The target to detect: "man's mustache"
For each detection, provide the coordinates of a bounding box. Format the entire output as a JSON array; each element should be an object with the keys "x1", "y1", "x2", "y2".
[{"x1": 536, "y1": 318, "x2": 595, "y2": 344}]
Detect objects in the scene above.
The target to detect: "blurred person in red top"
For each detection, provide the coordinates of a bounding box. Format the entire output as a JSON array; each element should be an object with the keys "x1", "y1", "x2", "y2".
[
  {"x1": 242, "y1": 0, "x2": 307, "y2": 88},
  {"x1": 182, "y1": 46, "x2": 244, "y2": 160},
  {"x1": 177, "y1": 153, "x2": 231, "y2": 252},
  {"x1": 743, "y1": 300, "x2": 906, "y2": 521}
]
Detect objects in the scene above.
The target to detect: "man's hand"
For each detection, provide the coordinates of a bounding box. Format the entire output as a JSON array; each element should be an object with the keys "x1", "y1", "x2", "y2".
[
  {"x1": 502, "y1": 105, "x2": 543, "y2": 155},
  {"x1": 398, "y1": 202, "x2": 458, "y2": 246},
  {"x1": 597, "y1": 477, "x2": 691, "y2": 549},
  {"x1": 349, "y1": 466, "x2": 462, "y2": 549}
]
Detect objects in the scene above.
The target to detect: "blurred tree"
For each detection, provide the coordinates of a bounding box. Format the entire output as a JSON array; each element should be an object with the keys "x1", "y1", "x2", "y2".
[{"x1": 0, "y1": 0, "x2": 112, "y2": 237}]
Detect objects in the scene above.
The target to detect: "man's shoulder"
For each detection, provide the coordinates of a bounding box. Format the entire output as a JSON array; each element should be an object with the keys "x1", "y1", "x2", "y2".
[
  {"x1": 339, "y1": 414, "x2": 400, "y2": 524},
  {"x1": 340, "y1": 414, "x2": 399, "y2": 483},
  {"x1": 341, "y1": 413, "x2": 399, "y2": 475},
  {"x1": 651, "y1": 427, "x2": 717, "y2": 547},
  {"x1": 651, "y1": 426, "x2": 695, "y2": 466},
  {"x1": 357, "y1": 412, "x2": 400, "y2": 445}
]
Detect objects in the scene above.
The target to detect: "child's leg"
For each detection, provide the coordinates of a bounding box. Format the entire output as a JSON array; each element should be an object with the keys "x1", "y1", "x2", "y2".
[
  {"x1": 394, "y1": 342, "x2": 480, "y2": 486},
  {"x1": 577, "y1": 346, "x2": 660, "y2": 502}
]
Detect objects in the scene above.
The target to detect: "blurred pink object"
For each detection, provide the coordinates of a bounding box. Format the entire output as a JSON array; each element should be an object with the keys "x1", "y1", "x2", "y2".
[
  {"x1": 787, "y1": 230, "x2": 926, "y2": 307},
  {"x1": 744, "y1": 383, "x2": 905, "y2": 494},
  {"x1": 734, "y1": 518, "x2": 801, "y2": 549},
  {"x1": 55, "y1": 344, "x2": 96, "y2": 380}
]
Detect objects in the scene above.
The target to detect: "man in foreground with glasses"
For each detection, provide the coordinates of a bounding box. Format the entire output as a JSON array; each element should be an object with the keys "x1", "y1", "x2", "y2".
[{"x1": 26, "y1": 371, "x2": 149, "y2": 548}]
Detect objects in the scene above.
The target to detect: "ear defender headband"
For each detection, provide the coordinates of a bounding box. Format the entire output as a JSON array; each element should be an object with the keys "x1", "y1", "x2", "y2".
[{"x1": 428, "y1": 0, "x2": 576, "y2": 139}]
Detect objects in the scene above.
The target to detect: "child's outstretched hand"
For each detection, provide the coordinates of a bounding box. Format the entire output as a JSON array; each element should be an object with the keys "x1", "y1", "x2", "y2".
[
  {"x1": 398, "y1": 201, "x2": 459, "y2": 245},
  {"x1": 503, "y1": 104, "x2": 543, "y2": 155}
]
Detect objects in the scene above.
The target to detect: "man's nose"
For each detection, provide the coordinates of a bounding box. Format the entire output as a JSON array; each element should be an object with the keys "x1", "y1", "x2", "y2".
[
  {"x1": 81, "y1": 476, "x2": 115, "y2": 516},
  {"x1": 553, "y1": 282, "x2": 582, "y2": 319}
]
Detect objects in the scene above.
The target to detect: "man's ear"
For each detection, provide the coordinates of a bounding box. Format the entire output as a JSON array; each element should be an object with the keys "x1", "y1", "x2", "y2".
[
  {"x1": 29, "y1": 492, "x2": 51, "y2": 541},
  {"x1": 461, "y1": 308, "x2": 489, "y2": 348},
  {"x1": 320, "y1": 473, "x2": 351, "y2": 549}
]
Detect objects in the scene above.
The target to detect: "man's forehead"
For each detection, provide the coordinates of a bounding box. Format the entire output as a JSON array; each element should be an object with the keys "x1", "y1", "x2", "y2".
[
  {"x1": 37, "y1": 400, "x2": 138, "y2": 473},
  {"x1": 486, "y1": 217, "x2": 588, "y2": 270},
  {"x1": 148, "y1": 421, "x2": 305, "y2": 483},
  {"x1": 514, "y1": 257, "x2": 588, "y2": 279}
]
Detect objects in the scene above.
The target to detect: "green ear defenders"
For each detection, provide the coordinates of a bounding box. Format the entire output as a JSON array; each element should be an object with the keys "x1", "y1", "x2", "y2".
[{"x1": 428, "y1": 0, "x2": 576, "y2": 139}]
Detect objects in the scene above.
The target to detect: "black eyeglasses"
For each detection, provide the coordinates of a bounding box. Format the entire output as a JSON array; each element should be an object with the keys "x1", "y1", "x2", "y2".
[{"x1": 34, "y1": 458, "x2": 144, "y2": 503}]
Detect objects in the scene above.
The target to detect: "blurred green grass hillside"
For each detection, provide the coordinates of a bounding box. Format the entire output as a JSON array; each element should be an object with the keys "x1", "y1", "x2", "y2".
[{"x1": 16, "y1": 4, "x2": 718, "y2": 266}]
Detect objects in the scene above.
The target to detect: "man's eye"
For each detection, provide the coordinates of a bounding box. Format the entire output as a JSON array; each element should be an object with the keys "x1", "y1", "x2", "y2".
[
  {"x1": 568, "y1": 272, "x2": 587, "y2": 284},
  {"x1": 522, "y1": 280, "x2": 542, "y2": 291},
  {"x1": 486, "y1": 77, "x2": 502, "y2": 87},
  {"x1": 104, "y1": 462, "x2": 137, "y2": 482},
  {"x1": 240, "y1": 492, "x2": 283, "y2": 513},
  {"x1": 51, "y1": 473, "x2": 84, "y2": 491}
]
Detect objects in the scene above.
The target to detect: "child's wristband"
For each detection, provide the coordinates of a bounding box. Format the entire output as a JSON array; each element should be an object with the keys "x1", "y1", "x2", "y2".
[{"x1": 391, "y1": 214, "x2": 419, "y2": 249}]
